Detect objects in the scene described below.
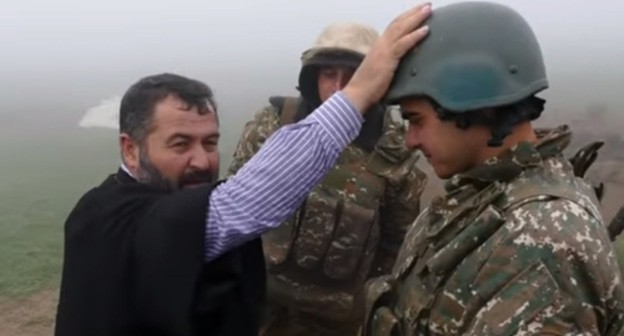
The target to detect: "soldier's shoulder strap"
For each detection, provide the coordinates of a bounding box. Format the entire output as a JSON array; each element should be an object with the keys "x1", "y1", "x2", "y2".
[
  {"x1": 268, "y1": 95, "x2": 300, "y2": 126},
  {"x1": 499, "y1": 177, "x2": 599, "y2": 217}
]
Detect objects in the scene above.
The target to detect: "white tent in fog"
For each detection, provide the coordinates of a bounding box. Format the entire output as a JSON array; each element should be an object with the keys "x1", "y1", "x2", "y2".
[{"x1": 78, "y1": 96, "x2": 120, "y2": 130}]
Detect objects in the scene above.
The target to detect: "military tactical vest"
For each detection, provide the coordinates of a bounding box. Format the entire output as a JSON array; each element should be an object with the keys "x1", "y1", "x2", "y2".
[
  {"x1": 362, "y1": 159, "x2": 603, "y2": 335},
  {"x1": 263, "y1": 97, "x2": 418, "y2": 322}
]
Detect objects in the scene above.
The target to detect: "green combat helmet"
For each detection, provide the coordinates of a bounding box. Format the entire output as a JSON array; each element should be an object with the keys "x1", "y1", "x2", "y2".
[
  {"x1": 386, "y1": 1, "x2": 614, "y2": 233},
  {"x1": 385, "y1": 1, "x2": 548, "y2": 112}
]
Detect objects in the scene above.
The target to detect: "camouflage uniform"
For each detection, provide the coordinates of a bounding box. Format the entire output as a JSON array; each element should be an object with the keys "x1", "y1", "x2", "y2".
[
  {"x1": 226, "y1": 22, "x2": 428, "y2": 335},
  {"x1": 227, "y1": 99, "x2": 426, "y2": 336},
  {"x1": 363, "y1": 126, "x2": 624, "y2": 335},
  {"x1": 360, "y1": 2, "x2": 624, "y2": 335}
]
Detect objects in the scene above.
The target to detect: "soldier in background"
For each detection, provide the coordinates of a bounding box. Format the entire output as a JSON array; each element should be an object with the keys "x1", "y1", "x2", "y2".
[
  {"x1": 361, "y1": 2, "x2": 624, "y2": 335},
  {"x1": 227, "y1": 22, "x2": 427, "y2": 336}
]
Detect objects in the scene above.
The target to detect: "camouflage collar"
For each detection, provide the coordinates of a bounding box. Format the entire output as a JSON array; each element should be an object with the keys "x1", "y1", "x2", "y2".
[{"x1": 444, "y1": 125, "x2": 572, "y2": 192}]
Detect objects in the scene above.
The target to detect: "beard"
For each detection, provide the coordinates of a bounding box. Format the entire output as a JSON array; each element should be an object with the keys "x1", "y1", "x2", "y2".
[{"x1": 135, "y1": 148, "x2": 218, "y2": 191}]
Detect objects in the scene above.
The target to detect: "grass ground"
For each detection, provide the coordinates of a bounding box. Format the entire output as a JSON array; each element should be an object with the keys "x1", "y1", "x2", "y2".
[
  {"x1": 0, "y1": 129, "x2": 117, "y2": 299},
  {"x1": 0, "y1": 128, "x2": 623, "y2": 335},
  {"x1": 0, "y1": 128, "x2": 118, "y2": 335}
]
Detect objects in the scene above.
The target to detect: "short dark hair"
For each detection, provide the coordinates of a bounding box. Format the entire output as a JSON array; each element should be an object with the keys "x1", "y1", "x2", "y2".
[
  {"x1": 433, "y1": 95, "x2": 545, "y2": 147},
  {"x1": 119, "y1": 73, "x2": 217, "y2": 143}
]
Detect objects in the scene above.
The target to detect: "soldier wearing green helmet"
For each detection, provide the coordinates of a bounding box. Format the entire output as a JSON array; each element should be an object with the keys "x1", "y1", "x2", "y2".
[{"x1": 361, "y1": 2, "x2": 624, "y2": 335}]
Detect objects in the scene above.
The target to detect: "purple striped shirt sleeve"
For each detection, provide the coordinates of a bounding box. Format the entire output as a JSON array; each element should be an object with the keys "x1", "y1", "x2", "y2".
[{"x1": 204, "y1": 91, "x2": 363, "y2": 262}]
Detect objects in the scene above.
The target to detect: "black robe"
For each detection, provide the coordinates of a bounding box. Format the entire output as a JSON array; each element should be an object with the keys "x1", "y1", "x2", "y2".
[{"x1": 54, "y1": 169, "x2": 266, "y2": 336}]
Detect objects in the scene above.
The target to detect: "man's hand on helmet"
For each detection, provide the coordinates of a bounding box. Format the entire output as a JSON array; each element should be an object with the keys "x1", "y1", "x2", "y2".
[{"x1": 342, "y1": 3, "x2": 431, "y2": 114}]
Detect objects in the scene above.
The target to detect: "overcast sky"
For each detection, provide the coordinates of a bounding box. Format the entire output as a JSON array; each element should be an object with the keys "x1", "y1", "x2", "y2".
[{"x1": 1, "y1": 0, "x2": 623, "y2": 130}]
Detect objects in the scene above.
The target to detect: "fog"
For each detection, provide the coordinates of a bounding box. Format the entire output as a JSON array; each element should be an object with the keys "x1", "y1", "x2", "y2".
[{"x1": 1, "y1": 0, "x2": 623, "y2": 153}]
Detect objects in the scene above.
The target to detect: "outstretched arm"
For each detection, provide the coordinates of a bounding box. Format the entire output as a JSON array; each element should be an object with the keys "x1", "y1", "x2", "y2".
[{"x1": 206, "y1": 92, "x2": 362, "y2": 261}]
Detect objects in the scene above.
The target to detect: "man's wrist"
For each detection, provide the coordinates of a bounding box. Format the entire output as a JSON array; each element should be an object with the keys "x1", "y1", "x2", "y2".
[{"x1": 342, "y1": 85, "x2": 372, "y2": 115}]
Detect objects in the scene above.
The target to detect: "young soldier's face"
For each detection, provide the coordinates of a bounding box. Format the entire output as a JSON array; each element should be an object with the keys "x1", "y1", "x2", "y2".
[{"x1": 400, "y1": 98, "x2": 491, "y2": 179}]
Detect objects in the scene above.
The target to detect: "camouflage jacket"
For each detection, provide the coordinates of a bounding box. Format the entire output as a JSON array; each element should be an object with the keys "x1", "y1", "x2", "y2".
[
  {"x1": 362, "y1": 125, "x2": 624, "y2": 335},
  {"x1": 226, "y1": 97, "x2": 427, "y2": 322}
]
